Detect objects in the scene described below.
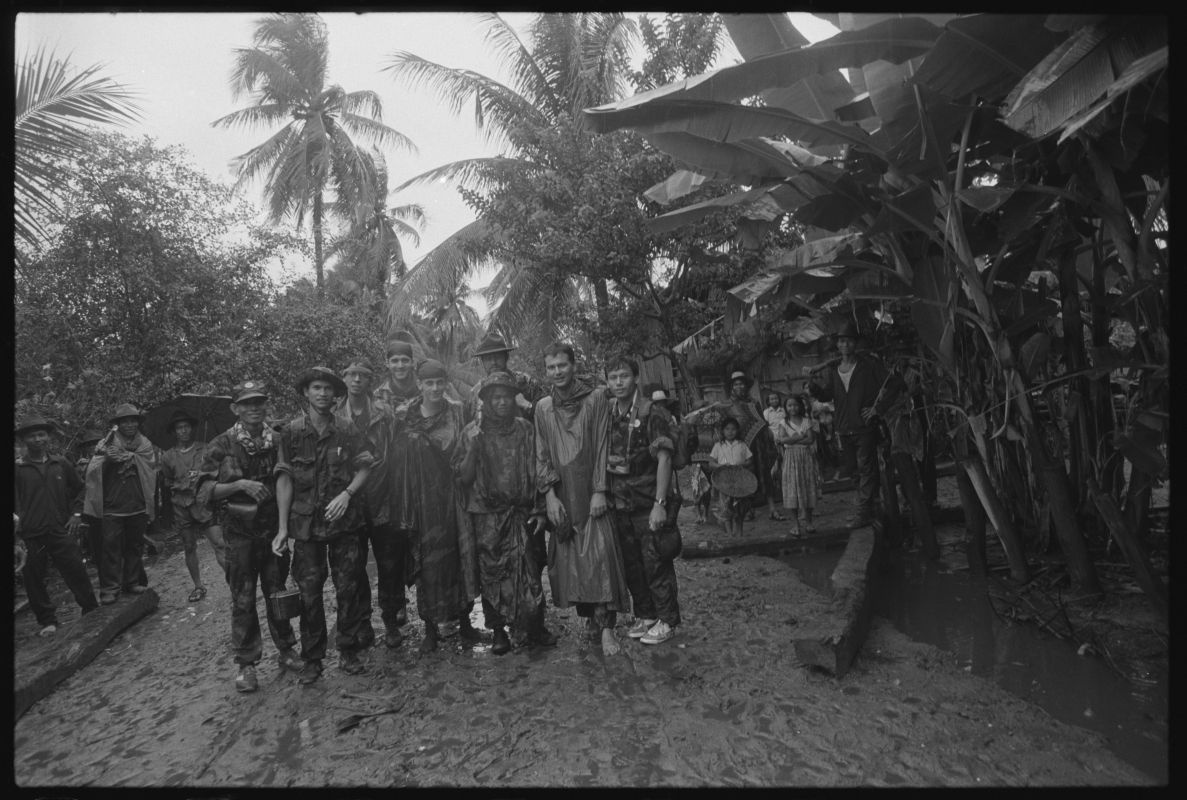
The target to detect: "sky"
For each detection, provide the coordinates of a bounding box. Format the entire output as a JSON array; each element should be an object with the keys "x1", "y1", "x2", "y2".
[{"x1": 16, "y1": 12, "x2": 839, "y2": 293}]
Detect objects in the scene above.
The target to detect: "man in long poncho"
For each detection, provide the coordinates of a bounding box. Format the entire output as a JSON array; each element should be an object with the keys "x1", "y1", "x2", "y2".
[
  {"x1": 389, "y1": 359, "x2": 480, "y2": 653},
  {"x1": 534, "y1": 342, "x2": 630, "y2": 656},
  {"x1": 453, "y1": 371, "x2": 557, "y2": 655}
]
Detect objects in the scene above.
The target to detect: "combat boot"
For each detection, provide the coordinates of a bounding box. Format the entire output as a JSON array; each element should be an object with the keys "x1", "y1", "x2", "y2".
[
  {"x1": 298, "y1": 659, "x2": 323, "y2": 686},
  {"x1": 339, "y1": 649, "x2": 365, "y2": 675},
  {"x1": 491, "y1": 626, "x2": 511, "y2": 656},
  {"x1": 277, "y1": 649, "x2": 305, "y2": 672},
  {"x1": 235, "y1": 665, "x2": 258, "y2": 693}
]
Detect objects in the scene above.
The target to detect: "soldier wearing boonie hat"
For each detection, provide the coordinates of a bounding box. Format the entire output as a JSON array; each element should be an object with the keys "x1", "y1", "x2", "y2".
[
  {"x1": 465, "y1": 331, "x2": 546, "y2": 425},
  {"x1": 195, "y1": 380, "x2": 304, "y2": 693},
  {"x1": 272, "y1": 366, "x2": 375, "y2": 683},
  {"x1": 334, "y1": 358, "x2": 404, "y2": 649}
]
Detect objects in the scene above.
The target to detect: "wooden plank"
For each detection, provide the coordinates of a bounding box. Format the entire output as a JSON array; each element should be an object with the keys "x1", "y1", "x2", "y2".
[
  {"x1": 682, "y1": 526, "x2": 852, "y2": 560},
  {"x1": 14, "y1": 589, "x2": 159, "y2": 722},
  {"x1": 791, "y1": 524, "x2": 881, "y2": 678}
]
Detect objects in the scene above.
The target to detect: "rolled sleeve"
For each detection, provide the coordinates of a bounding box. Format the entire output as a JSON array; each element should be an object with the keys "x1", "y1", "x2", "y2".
[{"x1": 273, "y1": 432, "x2": 294, "y2": 479}]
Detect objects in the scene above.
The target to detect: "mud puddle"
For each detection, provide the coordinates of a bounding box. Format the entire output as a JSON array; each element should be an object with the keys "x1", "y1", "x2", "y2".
[{"x1": 774, "y1": 549, "x2": 1168, "y2": 783}]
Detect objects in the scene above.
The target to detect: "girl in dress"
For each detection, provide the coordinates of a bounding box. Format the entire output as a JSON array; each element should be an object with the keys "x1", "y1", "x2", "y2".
[
  {"x1": 708, "y1": 417, "x2": 752, "y2": 538},
  {"x1": 774, "y1": 395, "x2": 821, "y2": 535}
]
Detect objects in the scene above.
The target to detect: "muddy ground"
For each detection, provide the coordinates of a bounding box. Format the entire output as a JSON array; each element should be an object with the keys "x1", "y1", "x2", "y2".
[{"x1": 13, "y1": 488, "x2": 1155, "y2": 787}]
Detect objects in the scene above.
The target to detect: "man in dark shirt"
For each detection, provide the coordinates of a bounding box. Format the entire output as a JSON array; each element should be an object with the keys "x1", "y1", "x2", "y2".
[
  {"x1": 604, "y1": 356, "x2": 682, "y2": 646},
  {"x1": 196, "y1": 381, "x2": 305, "y2": 693},
  {"x1": 83, "y1": 404, "x2": 158, "y2": 604},
  {"x1": 272, "y1": 367, "x2": 374, "y2": 684},
  {"x1": 808, "y1": 320, "x2": 889, "y2": 528},
  {"x1": 333, "y1": 359, "x2": 403, "y2": 649},
  {"x1": 14, "y1": 416, "x2": 98, "y2": 635},
  {"x1": 464, "y1": 331, "x2": 545, "y2": 424}
]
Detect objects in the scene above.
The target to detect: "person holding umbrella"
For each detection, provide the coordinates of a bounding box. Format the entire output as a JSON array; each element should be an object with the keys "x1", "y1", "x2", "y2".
[
  {"x1": 14, "y1": 416, "x2": 99, "y2": 636},
  {"x1": 160, "y1": 409, "x2": 227, "y2": 602},
  {"x1": 273, "y1": 367, "x2": 373, "y2": 684},
  {"x1": 83, "y1": 404, "x2": 158, "y2": 605},
  {"x1": 196, "y1": 381, "x2": 305, "y2": 693}
]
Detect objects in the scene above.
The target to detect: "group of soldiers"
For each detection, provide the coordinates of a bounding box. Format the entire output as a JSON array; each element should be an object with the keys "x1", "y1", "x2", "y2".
[{"x1": 14, "y1": 331, "x2": 685, "y2": 692}]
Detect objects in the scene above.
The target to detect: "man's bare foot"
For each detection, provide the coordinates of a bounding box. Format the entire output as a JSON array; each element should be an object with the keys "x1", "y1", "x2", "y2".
[{"x1": 601, "y1": 627, "x2": 620, "y2": 656}]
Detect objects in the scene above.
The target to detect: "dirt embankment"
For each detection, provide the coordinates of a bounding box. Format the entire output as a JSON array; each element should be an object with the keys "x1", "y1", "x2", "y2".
[{"x1": 14, "y1": 536, "x2": 1150, "y2": 787}]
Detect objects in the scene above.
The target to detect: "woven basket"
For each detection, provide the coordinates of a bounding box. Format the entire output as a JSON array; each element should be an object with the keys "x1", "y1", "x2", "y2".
[{"x1": 712, "y1": 464, "x2": 758, "y2": 498}]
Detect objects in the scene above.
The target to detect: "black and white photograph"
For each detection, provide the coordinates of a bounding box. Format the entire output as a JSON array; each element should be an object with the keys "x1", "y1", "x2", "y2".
[{"x1": 13, "y1": 11, "x2": 1168, "y2": 787}]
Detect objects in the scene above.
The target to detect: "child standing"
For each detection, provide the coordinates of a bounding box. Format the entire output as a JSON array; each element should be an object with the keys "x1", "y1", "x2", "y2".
[{"x1": 707, "y1": 417, "x2": 753, "y2": 538}]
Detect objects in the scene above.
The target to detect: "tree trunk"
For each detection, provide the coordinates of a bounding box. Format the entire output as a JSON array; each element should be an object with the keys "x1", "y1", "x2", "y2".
[
  {"x1": 314, "y1": 192, "x2": 325, "y2": 301},
  {"x1": 667, "y1": 347, "x2": 702, "y2": 408},
  {"x1": 954, "y1": 463, "x2": 988, "y2": 576},
  {"x1": 1089, "y1": 476, "x2": 1167, "y2": 617},
  {"x1": 592, "y1": 278, "x2": 610, "y2": 317},
  {"x1": 954, "y1": 427, "x2": 1031, "y2": 584},
  {"x1": 877, "y1": 439, "x2": 902, "y2": 546}
]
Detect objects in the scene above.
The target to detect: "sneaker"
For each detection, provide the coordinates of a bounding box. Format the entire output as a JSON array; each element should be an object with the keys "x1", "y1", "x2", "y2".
[
  {"x1": 641, "y1": 622, "x2": 676, "y2": 645},
  {"x1": 38, "y1": 623, "x2": 58, "y2": 638},
  {"x1": 627, "y1": 618, "x2": 658, "y2": 639},
  {"x1": 297, "y1": 659, "x2": 323, "y2": 686},
  {"x1": 339, "y1": 650, "x2": 365, "y2": 675},
  {"x1": 277, "y1": 649, "x2": 306, "y2": 672},
  {"x1": 235, "y1": 665, "x2": 258, "y2": 693}
]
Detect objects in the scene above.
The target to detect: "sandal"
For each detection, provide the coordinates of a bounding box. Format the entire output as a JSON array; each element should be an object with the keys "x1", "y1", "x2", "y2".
[
  {"x1": 770, "y1": 512, "x2": 789, "y2": 522},
  {"x1": 804, "y1": 524, "x2": 817, "y2": 534},
  {"x1": 188, "y1": 586, "x2": 208, "y2": 603}
]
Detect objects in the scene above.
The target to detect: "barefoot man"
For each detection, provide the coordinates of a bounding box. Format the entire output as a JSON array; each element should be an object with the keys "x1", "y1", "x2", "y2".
[{"x1": 534, "y1": 342, "x2": 630, "y2": 656}]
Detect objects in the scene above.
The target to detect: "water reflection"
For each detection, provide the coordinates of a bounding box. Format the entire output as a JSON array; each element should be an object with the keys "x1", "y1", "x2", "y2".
[{"x1": 775, "y1": 549, "x2": 1168, "y2": 784}]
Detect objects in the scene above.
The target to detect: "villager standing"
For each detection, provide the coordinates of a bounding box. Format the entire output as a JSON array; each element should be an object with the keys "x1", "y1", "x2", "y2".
[
  {"x1": 195, "y1": 381, "x2": 305, "y2": 693},
  {"x1": 708, "y1": 417, "x2": 752, "y2": 538},
  {"x1": 74, "y1": 429, "x2": 105, "y2": 569},
  {"x1": 808, "y1": 320, "x2": 889, "y2": 529},
  {"x1": 14, "y1": 416, "x2": 98, "y2": 636},
  {"x1": 333, "y1": 359, "x2": 404, "y2": 648},
  {"x1": 160, "y1": 409, "x2": 227, "y2": 602},
  {"x1": 389, "y1": 359, "x2": 480, "y2": 653},
  {"x1": 534, "y1": 342, "x2": 630, "y2": 657},
  {"x1": 453, "y1": 371, "x2": 556, "y2": 655},
  {"x1": 83, "y1": 404, "x2": 158, "y2": 604},
  {"x1": 273, "y1": 367, "x2": 374, "y2": 683},
  {"x1": 604, "y1": 356, "x2": 682, "y2": 646},
  {"x1": 774, "y1": 395, "x2": 820, "y2": 534},
  {"x1": 763, "y1": 391, "x2": 785, "y2": 429}
]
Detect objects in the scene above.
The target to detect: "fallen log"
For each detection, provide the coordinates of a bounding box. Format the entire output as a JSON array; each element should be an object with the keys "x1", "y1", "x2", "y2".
[
  {"x1": 790, "y1": 524, "x2": 881, "y2": 678},
  {"x1": 682, "y1": 527, "x2": 852, "y2": 560},
  {"x1": 14, "y1": 589, "x2": 159, "y2": 722}
]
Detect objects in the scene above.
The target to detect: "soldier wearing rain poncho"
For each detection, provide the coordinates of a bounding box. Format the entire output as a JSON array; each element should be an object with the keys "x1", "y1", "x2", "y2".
[{"x1": 453, "y1": 371, "x2": 557, "y2": 655}]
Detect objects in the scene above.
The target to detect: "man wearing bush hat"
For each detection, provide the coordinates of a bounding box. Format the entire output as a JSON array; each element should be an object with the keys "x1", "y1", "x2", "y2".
[
  {"x1": 334, "y1": 358, "x2": 404, "y2": 649},
  {"x1": 196, "y1": 380, "x2": 305, "y2": 693},
  {"x1": 808, "y1": 319, "x2": 889, "y2": 529},
  {"x1": 14, "y1": 415, "x2": 99, "y2": 636},
  {"x1": 272, "y1": 366, "x2": 374, "y2": 684},
  {"x1": 465, "y1": 331, "x2": 545, "y2": 425},
  {"x1": 83, "y1": 403, "x2": 158, "y2": 604}
]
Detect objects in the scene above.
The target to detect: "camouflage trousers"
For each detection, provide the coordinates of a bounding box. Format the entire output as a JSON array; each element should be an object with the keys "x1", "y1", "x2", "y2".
[
  {"x1": 612, "y1": 509, "x2": 681, "y2": 627},
  {"x1": 291, "y1": 532, "x2": 366, "y2": 662},
  {"x1": 357, "y1": 522, "x2": 407, "y2": 639},
  {"x1": 225, "y1": 530, "x2": 298, "y2": 666}
]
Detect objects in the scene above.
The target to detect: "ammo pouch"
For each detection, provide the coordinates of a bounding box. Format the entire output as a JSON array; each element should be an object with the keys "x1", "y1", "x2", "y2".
[{"x1": 224, "y1": 493, "x2": 259, "y2": 523}]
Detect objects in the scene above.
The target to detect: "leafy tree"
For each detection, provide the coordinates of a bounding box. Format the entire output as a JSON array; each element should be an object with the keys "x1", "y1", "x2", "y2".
[
  {"x1": 212, "y1": 13, "x2": 417, "y2": 299},
  {"x1": 383, "y1": 12, "x2": 637, "y2": 336},
  {"x1": 14, "y1": 45, "x2": 141, "y2": 249},
  {"x1": 631, "y1": 13, "x2": 727, "y2": 92}
]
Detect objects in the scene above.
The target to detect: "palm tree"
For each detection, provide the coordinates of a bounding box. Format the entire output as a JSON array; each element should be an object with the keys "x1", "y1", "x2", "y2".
[
  {"x1": 212, "y1": 13, "x2": 417, "y2": 299},
  {"x1": 325, "y1": 149, "x2": 426, "y2": 299},
  {"x1": 383, "y1": 12, "x2": 637, "y2": 338},
  {"x1": 14, "y1": 46, "x2": 141, "y2": 249}
]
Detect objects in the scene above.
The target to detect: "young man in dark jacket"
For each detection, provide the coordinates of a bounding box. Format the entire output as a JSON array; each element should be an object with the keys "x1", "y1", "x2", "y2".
[
  {"x1": 14, "y1": 416, "x2": 99, "y2": 636},
  {"x1": 809, "y1": 320, "x2": 889, "y2": 529}
]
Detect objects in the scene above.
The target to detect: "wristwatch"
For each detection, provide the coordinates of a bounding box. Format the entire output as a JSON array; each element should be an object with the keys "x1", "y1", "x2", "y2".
[
  {"x1": 654, "y1": 497, "x2": 666, "y2": 507},
  {"x1": 344, "y1": 487, "x2": 355, "y2": 497}
]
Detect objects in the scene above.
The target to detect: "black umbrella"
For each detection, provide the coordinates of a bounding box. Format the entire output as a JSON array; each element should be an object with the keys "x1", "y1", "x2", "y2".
[{"x1": 142, "y1": 394, "x2": 236, "y2": 450}]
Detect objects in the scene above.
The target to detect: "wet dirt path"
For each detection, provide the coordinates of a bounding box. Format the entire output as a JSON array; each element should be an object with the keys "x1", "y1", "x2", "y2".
[{"x1": 15, "y1": 529, "x2": 1153, "y2": 787}]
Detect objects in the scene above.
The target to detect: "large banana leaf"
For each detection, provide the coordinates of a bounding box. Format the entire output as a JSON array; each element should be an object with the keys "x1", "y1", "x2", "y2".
[
  {"x1": 585, "y1": 16, "x2": 940, "y2": 128},
  {"x1": 911, "y1": 15, "x2": 1067, "y2": 102},
  {"x1": 1056, "y1": 46, "x2": 1167, "y2": 143},
  {"x1": 1002, "y1": 16, "x2": 1166, "y2": 139},
  {"x1": 720, "y1": 14, "x2": 855, "y2": 122},
  {"x1": 642, "y1": 132, "x2": 843, "y2": 184},
  {"x1": 643, "y1": 169, "x2": 713, "y2": 205},
  {"x1": 596, "y1": 99, "x2": 881, "y2": 154},
  {"x1": 644, "y1": 184, "x2": 772, "y2": 235}
]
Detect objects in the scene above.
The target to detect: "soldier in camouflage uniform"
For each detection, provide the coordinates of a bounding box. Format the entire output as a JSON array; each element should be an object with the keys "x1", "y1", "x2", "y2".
[
  {"x1": 196, "y1": 381, "x2": 304, "y2": 693},
  {"x1": 604, "y1": 355, "x2": 682, "y2": 646},
  {"x1": 272, "y1": 367, "x2": 374, "y2": 684},
  {"x1": 333, "y1": 359, "x2": 404, "y2": 648}
]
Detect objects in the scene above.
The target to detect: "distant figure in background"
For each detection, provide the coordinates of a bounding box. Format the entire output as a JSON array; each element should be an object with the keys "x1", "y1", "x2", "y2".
[
  {"x1": 160, "y1": 409, "x2": 226, "y2": 602},
  {"x1": 725, "y1": 372, "x2": 787, "y2": 522},
  {"x1": 707, "y1": 417, "x2": 752, "y2": 539},
  {"x1": 763, "y1": 391, "x2": 785, "y2": 429},
  {"x1": 774, "y1": 395, "x2": 820, "y2": 535},
  {"x1": 464, "y1": 331, "x2": 545, "y2": 425},
  {"x1": 74, "y1": 429, "x2": 105, "y2": 569},
  {"x1": 14, "y1": 416, "x2": 98, "y2": 636},
  {"x1": 84, "y1": 404, "x2": 158, "y2": 605}
]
